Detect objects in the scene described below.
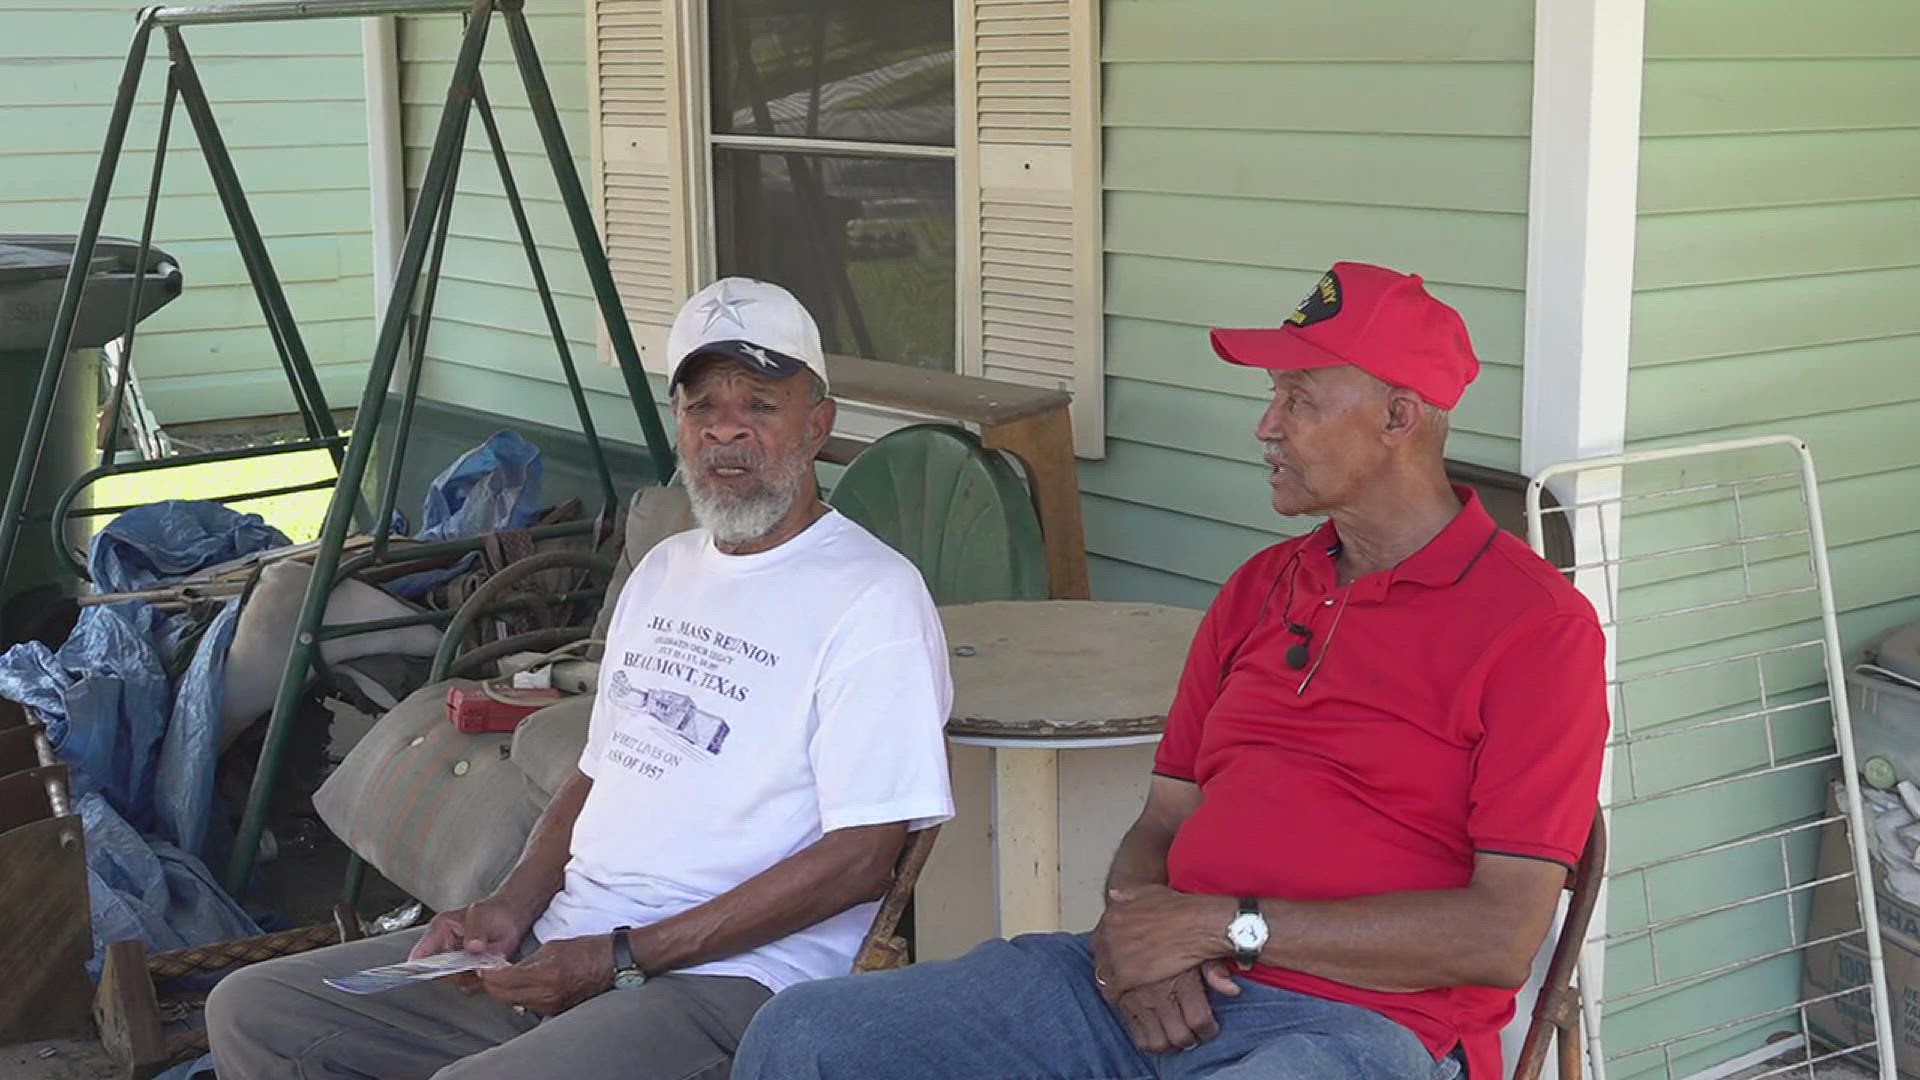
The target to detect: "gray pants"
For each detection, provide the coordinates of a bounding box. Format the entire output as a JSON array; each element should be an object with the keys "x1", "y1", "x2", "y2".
[{"x1": 205, "y1": 927, "x2": 772, "y2": 1080}]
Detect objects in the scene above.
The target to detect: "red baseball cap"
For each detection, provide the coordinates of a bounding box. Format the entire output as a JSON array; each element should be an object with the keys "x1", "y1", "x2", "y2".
[{"x1": 1210, "y1": 262, "x2": 1480, "y2": 409}]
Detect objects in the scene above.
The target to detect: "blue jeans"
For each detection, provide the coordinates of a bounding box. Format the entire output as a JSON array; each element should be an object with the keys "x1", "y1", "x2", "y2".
[{"x1": 734, "y1": 933, "x2": 1463, "y2": 1080}]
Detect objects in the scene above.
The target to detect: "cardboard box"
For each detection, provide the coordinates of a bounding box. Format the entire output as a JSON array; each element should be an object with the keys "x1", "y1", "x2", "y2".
[{"x1": 1804, "y1": 781, "x2": 1920, "y2": 1078}]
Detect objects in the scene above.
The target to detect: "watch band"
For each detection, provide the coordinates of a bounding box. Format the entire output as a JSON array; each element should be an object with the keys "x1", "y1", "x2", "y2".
[
  {"x1": 1233, "y1": 897, "x2": 1264, "y2": 968},
  {"x1": 612, "y1": 925, "x2": 637, "y2": 976}
]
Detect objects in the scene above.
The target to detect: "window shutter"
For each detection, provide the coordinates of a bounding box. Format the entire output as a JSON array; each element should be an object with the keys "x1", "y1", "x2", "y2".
[
  {"x1": 589, "y1": 0, "x2": 694, "y2": 373},
  {"x1": 957, "y1": 0, "x2": 1105, "y2": 458}
]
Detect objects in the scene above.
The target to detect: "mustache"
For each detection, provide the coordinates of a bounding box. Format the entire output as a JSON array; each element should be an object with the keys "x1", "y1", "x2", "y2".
[
  {"x1": 690, "y1": 445, "x2": 766, "y2": 471},
  {"x1": 1261, "y1": 441, "x2": 1287, "y2": 467}
]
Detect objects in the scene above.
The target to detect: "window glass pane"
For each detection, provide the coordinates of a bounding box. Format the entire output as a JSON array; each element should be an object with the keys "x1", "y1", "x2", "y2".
[
  {"x1": 711, "y1": 0, "x2": 954, "y2": 147},
  {"x1": 714, "y1": 148, "x2": 955, "y2": 369}
]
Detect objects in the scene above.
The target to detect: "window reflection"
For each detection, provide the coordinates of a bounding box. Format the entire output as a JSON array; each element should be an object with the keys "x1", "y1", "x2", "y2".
[
  {"x1": 714, "y1": 149, "x2": 956, "y2": 370},
  {"x1": 711, "y1": 0, "x2": 955, "y2": 147}
]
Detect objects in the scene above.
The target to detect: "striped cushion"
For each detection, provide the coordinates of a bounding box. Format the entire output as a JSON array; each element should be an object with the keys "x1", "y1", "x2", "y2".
[{"x1": 314, "y1": 681, "x2": 542, "y2": 913}]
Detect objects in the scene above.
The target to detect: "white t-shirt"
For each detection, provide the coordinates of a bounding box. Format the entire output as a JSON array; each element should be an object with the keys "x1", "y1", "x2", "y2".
[{"x1": 531, "y1": 510, "x2": 955, "y2": 992}]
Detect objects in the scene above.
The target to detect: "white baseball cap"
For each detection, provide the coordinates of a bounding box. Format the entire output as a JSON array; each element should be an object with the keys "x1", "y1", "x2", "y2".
[{"x1": 665, "y1": 277, "x2": 830, "y2": 395}]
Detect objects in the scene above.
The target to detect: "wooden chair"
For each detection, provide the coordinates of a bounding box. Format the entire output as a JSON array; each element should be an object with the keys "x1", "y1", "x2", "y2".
[
  {"x1": 853, "y1": 826, "x2": 942, "y2": 973},
  {"x1": 1513, "y1": 809, "x2": 1609, "y2": 1080}
]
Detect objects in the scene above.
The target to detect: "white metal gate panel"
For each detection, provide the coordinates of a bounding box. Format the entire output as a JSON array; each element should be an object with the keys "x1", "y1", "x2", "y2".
[{"x1": 1528, "y1": 435, "x2": 1895, "y2": 1080}]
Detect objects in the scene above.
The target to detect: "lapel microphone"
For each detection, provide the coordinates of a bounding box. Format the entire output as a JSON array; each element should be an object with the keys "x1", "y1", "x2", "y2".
[
  {"x1": 1284, "y1": 623, "x2": 1312, "y2": 670},
  {"x1": 1219, "y1": 538, "x2": 1343, "y2": 687}
]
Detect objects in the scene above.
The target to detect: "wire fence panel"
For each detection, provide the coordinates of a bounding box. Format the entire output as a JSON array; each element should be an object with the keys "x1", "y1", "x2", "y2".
[{"x1": 1529, "y1": 436, "x2": 1893, "y2": 1080}]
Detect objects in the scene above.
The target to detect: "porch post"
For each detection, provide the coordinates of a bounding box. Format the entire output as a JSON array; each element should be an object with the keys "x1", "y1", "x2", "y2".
[{"x1": 1513, "y1": 0, "x2": 1646, "y2": 1073}]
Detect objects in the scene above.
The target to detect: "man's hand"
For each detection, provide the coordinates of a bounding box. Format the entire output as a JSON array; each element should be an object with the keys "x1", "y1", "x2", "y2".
[
  {"x1": 1091, "y1": 884, "x2": 1234, "y2": 998},
  {"x1": 1108, "y1": 961, "x2": 1240, "y2": 1054},
  {"x1": 475, "y1": 935, "x2": 615, "y2": 1017},
  {"x1": 409, "y1": 894, "x2": 530, "y2": 962}
]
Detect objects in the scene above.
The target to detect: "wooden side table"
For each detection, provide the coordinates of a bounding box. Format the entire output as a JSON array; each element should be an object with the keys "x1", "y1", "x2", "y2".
[
  {"x1": 824, "y1": 356, "x2": 1091, "y2": 600},
  {"x1": 939, "y1": 601, "x2": 1203, "y2": 936}
]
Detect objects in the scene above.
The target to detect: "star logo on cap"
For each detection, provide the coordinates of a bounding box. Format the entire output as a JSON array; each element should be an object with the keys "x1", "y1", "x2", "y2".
[
  {"x1": 737, "y1": 343, "x2": 780, "y2": 370},
  {"x1": 697, "y1": 281, "x2": 756, "y2": 334}
]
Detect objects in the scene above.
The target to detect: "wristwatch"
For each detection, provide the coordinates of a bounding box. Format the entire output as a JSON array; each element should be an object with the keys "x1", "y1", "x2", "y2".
[
  {"x1": 611, "y1": 926, "x2": 647, "y2": 990},
  {"x1": 1225, "y1": 898, "x2": 1268, "y2": 970}
]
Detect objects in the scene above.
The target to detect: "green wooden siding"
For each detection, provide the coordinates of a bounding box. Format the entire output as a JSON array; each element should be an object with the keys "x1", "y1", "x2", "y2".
[
  {"x1": 0, "y1": 1, "x2": 375, "y2": 424},
  {"x1": 395, "y1": 8, "x2": 662, "y2": 483},
  {"x1": 393, "y1": 0, "x2": 1536, "y2": 594},
  {"x1": 1086, "y1": 0, "x2": 1535, "y2": 605},
  {"x1": 1603, "y1": 2, "x2": 1920, "y2": 1074}
]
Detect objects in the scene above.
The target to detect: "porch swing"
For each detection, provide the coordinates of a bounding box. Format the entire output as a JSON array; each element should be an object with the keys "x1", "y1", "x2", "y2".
[{"x1": 0, "y1": 0, "x2": 678, "y2": 909}]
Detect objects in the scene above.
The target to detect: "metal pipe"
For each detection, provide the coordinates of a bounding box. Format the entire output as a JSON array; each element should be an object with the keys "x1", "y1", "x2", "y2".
[
  {"x1": 225, "y1": 0, "x2": 498, "y2": 896},
  {"x1": 428, "y1": 550, "x2": 613, "y2": 679},
  {"x1": 473, "y1": 78, "x2": 618, "y2": 515},
  {"x1": 1610, "y1": 814, "x2": 1839, "y2": 880},
  {"x1": 48, "y1": 436, "x2": 349, "y2": 579},
  {"x1": 503, "y1": 8, "x2": 676, "y2": 483},
  {"x1": 447, "y1": 627, "x2": 595, "y2": 681},
  {"x1": 0, "y1": 18, "x2": 155, "y2": 587},
  {"x1": 1797, "y1": 436, "x2": 1900, "y2": 1077},
  {"x1": 335, "y1": 518, "x2": 597, "y2": 582},
  {"x1": 66, "y1": 478, "x2": 339, "y2": 521},
  {"x1": 1606, "y1": 979, "x2": 1869, "y2": 1061},
  {"x1": 1600, "y1": 870, "x2": 1853, "y2": 947},
  {"x1": 313, "y1": 587, "x2": 603, "y2": 641},
  {"x1": 372, "y1": 98, "x2": 469, "y2": 556},
  {"x1": 147, "y1": 0, "x2": 475, "y2": 27},
  {"x1": 98, "y1": 71, "x2": 180, "y2": 472},
  {"x1": 1602, "y1": 749, "x2": 1840, "y2": 813},
  {"x1": 707, "y1": 132, "x2": 956, "y2": 160},
  {"x1": 362, "y1": 14, "x2": 407, "y2": 313},
  {"x1": 343, "y1": 854, "x2": 368, "y2": 908},
  {"x1": 167, "y1": 28, "x2": 339, "y2": 458}
]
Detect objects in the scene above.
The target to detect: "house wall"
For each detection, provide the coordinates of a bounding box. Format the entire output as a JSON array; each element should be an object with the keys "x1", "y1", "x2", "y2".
[
  {"x1": 394, "y1": 7, "x2": 663, "y2": 490},
  {"x1": 1080, "y1": 0, "x2": 1536, "y2": 608},
  {"x1": 0, "y1": 2, "x2": 376, "y2": 425},
  {"x1": 1599, "y1": 2, "x2": 1920, "y2": 1074}
]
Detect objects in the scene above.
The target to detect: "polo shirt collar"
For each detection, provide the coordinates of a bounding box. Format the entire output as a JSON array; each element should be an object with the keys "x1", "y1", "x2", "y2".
[{"x1": 1304, "y1": 486, "x2": 1499, "y2": 600}]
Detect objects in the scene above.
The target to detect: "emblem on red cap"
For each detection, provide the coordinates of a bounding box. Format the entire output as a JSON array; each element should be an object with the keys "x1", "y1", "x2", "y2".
[{"x1": 1287, "y1": 271, "x2": 1342, "y2": 328}]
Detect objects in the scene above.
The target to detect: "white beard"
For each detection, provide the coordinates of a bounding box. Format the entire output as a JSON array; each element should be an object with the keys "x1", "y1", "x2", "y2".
[{"x1": 681, "y1": 444, "x2": 810, "y2": 547}]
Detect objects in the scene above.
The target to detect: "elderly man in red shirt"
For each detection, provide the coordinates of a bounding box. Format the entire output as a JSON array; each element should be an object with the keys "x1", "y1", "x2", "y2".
[{"x1": 733, "y1": 262, "x2": 1609, "y2": 1080}]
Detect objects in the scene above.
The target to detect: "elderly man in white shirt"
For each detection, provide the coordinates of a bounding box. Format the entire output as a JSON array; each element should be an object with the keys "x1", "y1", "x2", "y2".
[{"x1": 205, "y1": 278, "x2": 955, "y2": 1080}]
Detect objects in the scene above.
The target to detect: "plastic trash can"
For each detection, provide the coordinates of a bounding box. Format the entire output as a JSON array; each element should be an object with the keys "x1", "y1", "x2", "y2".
[{"x1": 0, "y1": 235, "x2": 182, "y2": 641}]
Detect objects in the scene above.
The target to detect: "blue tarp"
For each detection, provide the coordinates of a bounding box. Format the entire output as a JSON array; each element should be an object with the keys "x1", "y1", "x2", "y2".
[
  {"x1": 90, "y1": 501, "x2": 289, "y2": 594},
  {"x1": 0, "y1": 435, "x2": 542, "y2": 986},
  {"x1": 0, "y1": 503, "x2": 274, "y2": 976},
  {"x1": 386, "y1": 430, "x2": 545, "y2": 599},
  {"x1": 416, "y1": 430, "x2": 544, "y2": 544},
  {"x1": 81, "y1": 792, "x2": 259, "y2": 977},
  {"x1": 0, "y1": 602, "x2": 175, "y2": 831}
]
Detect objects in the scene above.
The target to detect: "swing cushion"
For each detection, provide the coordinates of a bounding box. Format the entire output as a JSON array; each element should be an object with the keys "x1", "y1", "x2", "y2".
[
  {"x1": 313, "y1": 680, "x2": 541, "y2": 913},
  {"x1": 315, "y1": 488, "x2": 692, "y2": 910}
]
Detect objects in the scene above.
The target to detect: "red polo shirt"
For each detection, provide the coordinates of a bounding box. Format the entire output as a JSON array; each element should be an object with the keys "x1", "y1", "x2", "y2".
[{"x1": 1154, "y1": 488, "x2": 1607, "y2": 1080}]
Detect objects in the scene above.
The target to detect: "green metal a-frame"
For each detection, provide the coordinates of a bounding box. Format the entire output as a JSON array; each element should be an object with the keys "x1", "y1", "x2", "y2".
[{"x1": 0, "y1": 0, "x2": 677, "y2": 896}]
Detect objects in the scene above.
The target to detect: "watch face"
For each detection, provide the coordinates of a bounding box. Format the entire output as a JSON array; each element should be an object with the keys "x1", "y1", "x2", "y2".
[
  {"x1": 614, "y1": 968, "x2": 647, "y2": 990},
  {"x1": 1228, "y1": 914, "x2": 1267, "y2": 949}
]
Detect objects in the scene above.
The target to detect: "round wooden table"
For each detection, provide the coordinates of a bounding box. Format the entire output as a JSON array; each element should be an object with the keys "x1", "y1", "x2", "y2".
[{"x1": 939, "y1": 600, "x2": 1202, "y2": 935}]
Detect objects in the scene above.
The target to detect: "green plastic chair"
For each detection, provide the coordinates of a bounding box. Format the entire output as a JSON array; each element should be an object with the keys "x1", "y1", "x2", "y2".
[{"x1": 828, "y1": 423, "x2": 1050, "y2": 604}]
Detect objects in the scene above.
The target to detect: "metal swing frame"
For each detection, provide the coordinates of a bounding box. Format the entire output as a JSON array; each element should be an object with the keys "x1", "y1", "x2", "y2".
[{"x1": 0, "y1": 0, "x2": 678, "y2": 898}]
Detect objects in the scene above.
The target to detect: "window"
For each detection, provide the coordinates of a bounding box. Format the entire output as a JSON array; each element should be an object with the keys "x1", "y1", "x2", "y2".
[
  {"x1": 707, "y1": 0, "x2": 957, "y2": 370},
  {"x1": 589, "y1": 0, "x2": 1107, "y2": 455}
]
